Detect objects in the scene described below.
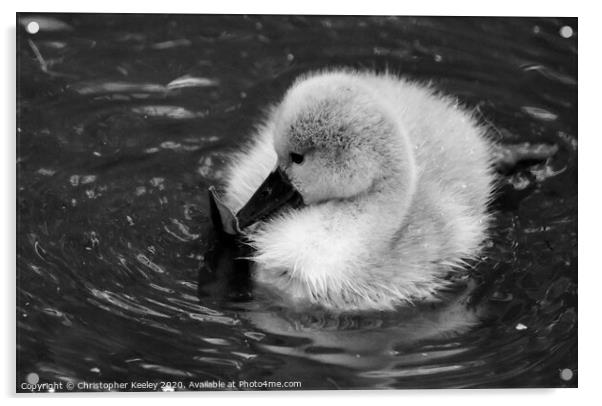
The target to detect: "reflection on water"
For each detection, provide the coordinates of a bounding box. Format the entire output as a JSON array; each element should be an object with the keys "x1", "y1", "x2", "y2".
[{"x1": 17, "y1": 14, "x2": 577, "y2": 390}]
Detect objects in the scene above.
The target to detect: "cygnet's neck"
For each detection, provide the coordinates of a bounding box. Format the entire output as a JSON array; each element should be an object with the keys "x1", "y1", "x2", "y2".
[
  {"x1": 338, "y1": 132, "x2": 418, "y2": 241},
  {"x1": 358, "y1": 84, "x2": 418, "y2": 236},
  {"x1": 370, "y1": 115, "x2": 418, "y2": 235}
]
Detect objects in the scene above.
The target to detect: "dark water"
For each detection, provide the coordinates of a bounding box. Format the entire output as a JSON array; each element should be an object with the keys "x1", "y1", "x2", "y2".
[{"x1": 16, "y1": 14, "x2": 577, "y2": 391}]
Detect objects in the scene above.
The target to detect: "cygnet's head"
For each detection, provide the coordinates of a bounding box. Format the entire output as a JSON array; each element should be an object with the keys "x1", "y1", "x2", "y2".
[
  {"x1": 273, "y1": 73, "x2": 416, "y2": 204},
  {"x1": 236, "y1": 72, "x2": 416, "y2": 228}
]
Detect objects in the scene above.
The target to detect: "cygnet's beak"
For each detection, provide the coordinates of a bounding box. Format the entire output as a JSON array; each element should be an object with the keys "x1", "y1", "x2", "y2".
[{"x1": 236, "y1": 167, "x2": 304, "y2": 230}]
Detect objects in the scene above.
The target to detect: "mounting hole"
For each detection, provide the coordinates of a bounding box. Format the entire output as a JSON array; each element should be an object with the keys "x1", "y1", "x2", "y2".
[
  {"x1": 26, "y1": 21, "x2": 40, "y2": 34},
  {"x1": 559, "y1": 26, "x2": 573, "y2": 39},
  {"x1": 26, "y1": 372, "x2": 39, "y2": 384},
  {"x1": 560, "y1": 368, "x2": 573, "y2": 381}
]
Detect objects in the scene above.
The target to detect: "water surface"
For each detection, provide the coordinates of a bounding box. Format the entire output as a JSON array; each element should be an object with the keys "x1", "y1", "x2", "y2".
[{"x1": 17, "y1": 14, "x2": 577, "y2": 390}]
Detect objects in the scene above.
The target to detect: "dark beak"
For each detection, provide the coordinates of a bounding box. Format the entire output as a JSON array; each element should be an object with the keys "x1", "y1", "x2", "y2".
[{"x1": 236, "y1": 167, "x2": 304, "y2": 229}]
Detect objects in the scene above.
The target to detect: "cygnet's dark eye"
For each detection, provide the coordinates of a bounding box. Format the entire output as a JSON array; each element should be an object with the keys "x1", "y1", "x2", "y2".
[{"x1": 290, "y1": 152, "x2": 304, "y2": 164}]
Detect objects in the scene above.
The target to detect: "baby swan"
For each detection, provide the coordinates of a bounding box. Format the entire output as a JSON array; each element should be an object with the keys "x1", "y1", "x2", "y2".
[{"x1": 219, "y1": 69, "x2": 494, "y2": 311}]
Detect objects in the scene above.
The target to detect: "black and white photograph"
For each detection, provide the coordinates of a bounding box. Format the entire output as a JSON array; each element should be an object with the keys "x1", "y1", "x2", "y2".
[{"x1": 14, "y1": 9, "x2": 579, "y2": 394}]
